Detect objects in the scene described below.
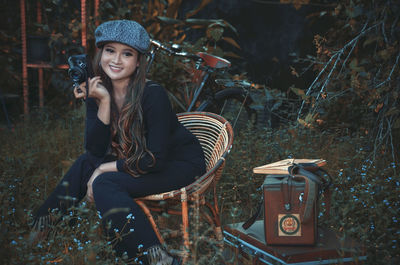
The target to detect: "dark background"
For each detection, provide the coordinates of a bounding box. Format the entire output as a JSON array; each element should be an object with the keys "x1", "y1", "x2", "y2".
[{"x1": 178, "y1": 0, "x2": 334, "y2": 87}]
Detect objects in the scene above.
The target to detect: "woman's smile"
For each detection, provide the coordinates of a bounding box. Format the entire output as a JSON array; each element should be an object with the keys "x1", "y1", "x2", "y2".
[{"x1": 109, "y1": 65, "x2": 123, "y2": 72}]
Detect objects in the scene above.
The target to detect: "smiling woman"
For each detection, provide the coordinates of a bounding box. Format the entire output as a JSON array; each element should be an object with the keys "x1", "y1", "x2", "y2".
[{"x1": 29, "y1": 20, "x2": 205, "y2": 265}]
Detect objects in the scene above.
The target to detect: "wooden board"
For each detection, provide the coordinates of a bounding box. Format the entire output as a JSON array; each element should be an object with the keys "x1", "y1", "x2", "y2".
[{"x1": 253, "y1": 158, "x2": 327, "y2": 175}]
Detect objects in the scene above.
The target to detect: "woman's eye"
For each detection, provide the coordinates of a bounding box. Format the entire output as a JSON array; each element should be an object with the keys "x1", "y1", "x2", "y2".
[
  {"x1": 105, "y1": 48, "x2": 114, "y2": 53},
  {"x1": 123, "y1": 52, "x2": 133, "y2": 57}
]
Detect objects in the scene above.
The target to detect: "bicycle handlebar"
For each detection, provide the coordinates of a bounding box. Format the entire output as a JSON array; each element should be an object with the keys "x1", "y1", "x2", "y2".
[
  {"x1": 215, "y1": 79, "x2": 264, "y2": 89},
  {"x1": 150, "y1": 39, "x2": 202, "y2": 61}
]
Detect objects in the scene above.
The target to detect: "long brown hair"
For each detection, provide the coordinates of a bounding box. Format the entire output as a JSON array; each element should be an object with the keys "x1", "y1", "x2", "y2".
[{"x1": 93, "y1": 47, "x2": 155, "y2": 176}]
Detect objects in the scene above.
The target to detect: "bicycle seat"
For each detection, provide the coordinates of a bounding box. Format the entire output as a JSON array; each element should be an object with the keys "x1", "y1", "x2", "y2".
[{"x1": 197, "y1": 52, "x2": 231, "y2": 69}]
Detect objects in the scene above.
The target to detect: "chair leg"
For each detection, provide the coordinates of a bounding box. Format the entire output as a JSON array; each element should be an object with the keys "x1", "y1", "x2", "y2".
[
  {"x1": 136, "y1": 200, "x2": 165, "y2": 245},
  {"x1": 204, "y1": 201, "x2": 223, "y2": 241},
  {"x1": 180, "y1": 188, "x2": 190, "y2": 262},
  {"x1": 213, "y1": 183, "x2": 223, "y2": 241},
  {"x1": 193, "y1": 193, "x2": 200, "y2": 263}
]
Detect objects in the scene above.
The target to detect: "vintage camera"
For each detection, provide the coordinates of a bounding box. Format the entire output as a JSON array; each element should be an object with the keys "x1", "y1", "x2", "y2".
[{"x1": 68, "y1": 54, "x2": 93, "y2": 86}]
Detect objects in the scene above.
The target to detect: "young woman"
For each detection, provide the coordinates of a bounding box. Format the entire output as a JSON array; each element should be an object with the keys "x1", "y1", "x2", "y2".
[{"x1": 30, "y1": 20, "x2": 206, "y2": 265}]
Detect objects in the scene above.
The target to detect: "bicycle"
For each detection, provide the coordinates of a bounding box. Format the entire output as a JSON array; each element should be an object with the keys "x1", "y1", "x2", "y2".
[{"x1": 147, "y1": 39, "x2": 257, "y2": 131}]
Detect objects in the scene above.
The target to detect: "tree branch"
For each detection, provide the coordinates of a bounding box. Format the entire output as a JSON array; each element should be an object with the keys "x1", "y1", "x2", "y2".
[
  {"x1": 375, "y1": 51, "x2": 400, "y2": 88},
  {"x1": 297, "y1": 21, "x2": 383, "y2": 120},
  {"x1": 297, "y1": 52, "x2": 338, "y2": 120},
  {"x1": 337, "y1": 21, "x2": 369, "y2": 78}
]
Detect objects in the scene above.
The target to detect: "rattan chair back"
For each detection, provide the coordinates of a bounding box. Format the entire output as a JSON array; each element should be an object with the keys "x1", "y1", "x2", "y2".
[{"x1": 140, "y1": 112, "x2": 233, "y2": 200}]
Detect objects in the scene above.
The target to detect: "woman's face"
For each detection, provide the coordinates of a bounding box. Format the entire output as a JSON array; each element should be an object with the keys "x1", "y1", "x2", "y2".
[{"x1": 100, "y1": 42, "x2": 139, "y2": 86}]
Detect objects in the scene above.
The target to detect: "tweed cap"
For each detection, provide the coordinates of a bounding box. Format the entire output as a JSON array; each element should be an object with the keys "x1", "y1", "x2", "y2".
[{"x1": 95, "y1": 20, "x2": 150, "y2": 53}]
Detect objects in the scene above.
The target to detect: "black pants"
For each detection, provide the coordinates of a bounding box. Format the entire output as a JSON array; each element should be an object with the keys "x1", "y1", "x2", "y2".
[{"x1": 34, "y1": 152, "x2": 203, "y2": 260}]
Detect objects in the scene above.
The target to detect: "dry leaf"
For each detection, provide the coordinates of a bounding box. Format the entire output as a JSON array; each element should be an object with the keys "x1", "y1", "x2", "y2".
[
  {"x1": 375, "y1": 103, "x2": 383, "y2": 113},
  {"x1": 222, "y1": 37, "x2": 241, "y2": 49}
]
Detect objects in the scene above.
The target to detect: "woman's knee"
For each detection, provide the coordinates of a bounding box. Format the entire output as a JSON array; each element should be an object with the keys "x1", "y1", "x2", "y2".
[{"x1": 92, "y1": 172, "x2": 115, "y2": 193}]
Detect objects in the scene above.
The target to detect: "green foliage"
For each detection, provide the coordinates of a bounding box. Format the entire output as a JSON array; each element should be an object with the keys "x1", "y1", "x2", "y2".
[{"x1": 291, "y1": 0, "x2": 400, "y2": 162}]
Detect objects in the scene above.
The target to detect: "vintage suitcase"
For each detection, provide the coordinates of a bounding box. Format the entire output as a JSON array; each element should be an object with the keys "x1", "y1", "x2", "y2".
[
  {"x1": 223, "y1": 221, "x2": 366, "y2": 265},
  {"x1": 245, "y1": 159, "x2": 329, "y2": 246},
  {"x1": 263, "y1": 174, "x2": 317, "y2": 245}
]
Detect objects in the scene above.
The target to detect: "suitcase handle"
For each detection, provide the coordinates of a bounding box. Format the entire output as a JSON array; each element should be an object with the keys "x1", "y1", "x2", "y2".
[{"x1": 288, "y1": 164, "x2": 331, "y2": 223}]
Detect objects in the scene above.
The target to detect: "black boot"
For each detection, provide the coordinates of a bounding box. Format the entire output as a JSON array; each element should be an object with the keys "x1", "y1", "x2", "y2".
[
  {"x1": 28, "y1": 215, "x2": 53, "y2": 246},
  {"x1": 146, "y1": 245, "x2": 182, "y2": 265}
]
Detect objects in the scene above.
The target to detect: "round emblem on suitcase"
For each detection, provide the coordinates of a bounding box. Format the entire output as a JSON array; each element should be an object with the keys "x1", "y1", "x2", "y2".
[{"x1": 279, "y1": 214, "x2": 300, "y2": 235}]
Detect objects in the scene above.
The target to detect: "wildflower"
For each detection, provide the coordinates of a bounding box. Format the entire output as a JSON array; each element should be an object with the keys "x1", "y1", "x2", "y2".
[{"x1": 10, "y1": 240, "x2": 17, "y2": 245}]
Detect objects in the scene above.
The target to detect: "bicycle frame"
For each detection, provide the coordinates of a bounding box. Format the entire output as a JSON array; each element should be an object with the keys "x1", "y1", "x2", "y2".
[{"x1": 146, "y1": 39, "x2": 231, "y2": 112}]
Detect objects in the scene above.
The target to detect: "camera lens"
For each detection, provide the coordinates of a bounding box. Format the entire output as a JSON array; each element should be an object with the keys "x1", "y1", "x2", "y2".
[
  {"x1": 68, "y1": 67, "x2": 86, "y2": 84},
  {"x1": 68, "y1": 54, "x2": 90, "y2": 85}
]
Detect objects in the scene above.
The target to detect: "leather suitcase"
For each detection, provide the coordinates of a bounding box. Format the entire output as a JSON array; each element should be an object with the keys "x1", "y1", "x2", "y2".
[{"x1": 263, "y1": 174, "x2": 317, "y2": 245}]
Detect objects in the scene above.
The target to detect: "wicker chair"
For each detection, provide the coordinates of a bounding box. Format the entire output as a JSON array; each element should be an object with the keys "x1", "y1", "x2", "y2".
[{"x1": 135, "y1": 112, "x2": 234, "y2": 259}]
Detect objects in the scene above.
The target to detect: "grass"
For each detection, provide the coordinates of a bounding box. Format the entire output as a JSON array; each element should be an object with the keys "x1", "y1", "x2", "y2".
[{"x1": 0, "y1": 106, "x2": 399, "y2": 264}]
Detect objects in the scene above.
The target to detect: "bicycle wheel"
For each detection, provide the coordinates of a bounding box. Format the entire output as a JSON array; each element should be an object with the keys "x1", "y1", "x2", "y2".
[{"x1": 197, "y1": 88, "x2": 257, "y2": 131}]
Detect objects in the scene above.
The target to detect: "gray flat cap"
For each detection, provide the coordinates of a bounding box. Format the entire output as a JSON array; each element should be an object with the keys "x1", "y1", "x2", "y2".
[{"x1": 95, "y1": 20, "x2": 150, "y2": 53}]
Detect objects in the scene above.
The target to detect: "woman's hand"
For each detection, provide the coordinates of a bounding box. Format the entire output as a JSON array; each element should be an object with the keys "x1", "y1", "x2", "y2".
[
  {"x1": 73, "y1": 76, "x2": 110, "y2": 102},
  {"x1": 86, "y1": 162, "x2": 117, "y2": 203},
  {"x1": 86, "y1": 168, "x2": 103, "y2": 203}
]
